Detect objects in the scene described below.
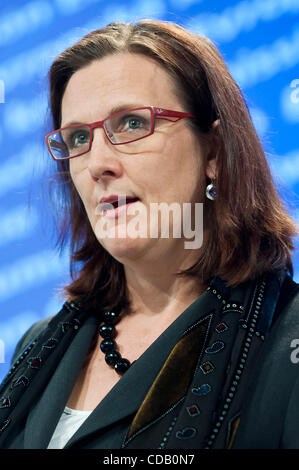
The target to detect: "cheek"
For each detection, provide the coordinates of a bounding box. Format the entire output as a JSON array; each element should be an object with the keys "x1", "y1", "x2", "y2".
[
  {"x1": 157, "y1": 137, "x2": 205, "y2": 200},
  {"x1": 129, "y1": 141, "x2": 204, "y2": 204},
  {"x1": 70, "y1": 160, "x2": 87, "y2": 194},
  {"x1": 69, "y1": 159, "x2": 80, "y2": 185},
  {"x1": 69, "y1": 163, "x2": 93, "y2": 213}
]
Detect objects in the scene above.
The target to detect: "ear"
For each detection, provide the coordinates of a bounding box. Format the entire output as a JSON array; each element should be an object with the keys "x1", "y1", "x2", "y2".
[{"x1": 205, "y1": 119, "x2": 220, "y2": 180}]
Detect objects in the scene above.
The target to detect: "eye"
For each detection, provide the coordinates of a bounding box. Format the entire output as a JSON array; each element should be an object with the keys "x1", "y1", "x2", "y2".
[
  {"x1": 106, "y1": 110, "x2": 152, "y2": 141},
  {"x1": 65, "y1": 128, "x2": 90, "y2": 149},
  {"x1": 126, "y1": 117, "x2": 143, "y2": 129},
  {"x1": 72, "y1": 130, "x2": 89, "y2": 146},
  {"x1": 117, "y1": 114, "x2": 147, "y2": 132}
]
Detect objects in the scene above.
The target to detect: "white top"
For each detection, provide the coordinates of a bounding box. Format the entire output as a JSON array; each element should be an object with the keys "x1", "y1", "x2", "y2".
[{"x1": 47, "y1": 406, "x2": 92, "y2": 449}]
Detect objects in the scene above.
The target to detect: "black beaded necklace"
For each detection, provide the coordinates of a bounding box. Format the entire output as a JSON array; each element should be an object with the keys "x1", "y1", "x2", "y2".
[{"x1": 99, "y1": 310, "x2": 131, "y2": 375}]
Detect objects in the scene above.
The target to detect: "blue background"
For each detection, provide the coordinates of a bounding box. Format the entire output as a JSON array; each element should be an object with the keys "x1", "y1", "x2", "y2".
[{"x1": 0, "y1": 0, "x2": 298, "y2": 381}]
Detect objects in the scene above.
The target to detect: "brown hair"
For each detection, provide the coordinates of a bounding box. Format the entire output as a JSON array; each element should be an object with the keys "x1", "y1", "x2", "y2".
[{"x1": 48, "y1": 19, "x2": 297, "y2": 311}]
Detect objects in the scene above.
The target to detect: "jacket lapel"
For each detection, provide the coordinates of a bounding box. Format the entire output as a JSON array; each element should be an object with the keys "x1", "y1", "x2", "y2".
[
  {"x1": 65, "y1": 290, "x2": 218, "y2": 449},
  {"x1": 23, "y1": 314, "x2": 98, "y2": 449}
]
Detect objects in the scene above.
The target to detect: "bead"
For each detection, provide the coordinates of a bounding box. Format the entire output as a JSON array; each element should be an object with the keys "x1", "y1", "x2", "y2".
[
  {"x1": 100, "y1": 339, "x2": 115, "y2": 353},
  {"x1": 105, "y1": 351, "x2": 120, "y2": 365},
  {"x1": 100, "y1": 338, "x2": 116, "y2": 353},
  {"x1": 99, "y1": 324, "x2": 115, "y2": 339},
  {"x1": 99, "y1": 311, "x2": 131, "y2": 375},
  {"x1": 114, "y1": 358, "x2": 131, "y2": 374},
  {"x1": 103, "y1": 311, "x2": 118, "y2": 323}
]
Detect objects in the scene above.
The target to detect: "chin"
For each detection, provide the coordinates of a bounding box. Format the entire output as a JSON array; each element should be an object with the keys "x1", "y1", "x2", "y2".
[
  {"x1": 99, "y1": 236, "x2": 151, "y2": 264},
  {"x1": 94, "y1": 220, "x2": 148, "y2": 260}
]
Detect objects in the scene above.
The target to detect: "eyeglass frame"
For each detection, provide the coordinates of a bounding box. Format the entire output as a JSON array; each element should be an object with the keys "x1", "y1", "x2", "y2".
[{"x1": 45, "y1": 106, "x2": 196, "y2": 161}]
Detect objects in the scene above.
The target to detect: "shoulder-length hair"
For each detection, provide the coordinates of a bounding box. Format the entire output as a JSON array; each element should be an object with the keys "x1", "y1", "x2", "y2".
[{"x1": 48, "y1": 19, "x2": 297, "y2": 311}]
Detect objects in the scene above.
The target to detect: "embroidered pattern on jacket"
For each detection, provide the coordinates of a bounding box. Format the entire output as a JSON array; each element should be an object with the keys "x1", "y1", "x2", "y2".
[
  {"x1": 203, "y1": 278, "x2": 266, "y2": 448},
  {"x1": 0, "y1": 302, "x2": 83, "y2": 441}
]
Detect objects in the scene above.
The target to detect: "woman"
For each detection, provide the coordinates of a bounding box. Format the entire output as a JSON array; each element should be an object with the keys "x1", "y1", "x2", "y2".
[{"x1": 0, "y1": 19, "x2": 298, "y2": 450}]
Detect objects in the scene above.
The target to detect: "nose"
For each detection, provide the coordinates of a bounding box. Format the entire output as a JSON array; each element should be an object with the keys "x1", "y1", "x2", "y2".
[{"x1": 87, "y1": 128, "x2": 123, "y2": 181}]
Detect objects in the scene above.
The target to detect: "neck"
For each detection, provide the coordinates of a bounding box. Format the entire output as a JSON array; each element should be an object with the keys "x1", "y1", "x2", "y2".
[{"x1": 122, "y1": 248, "x2": 204, "y2": 321}]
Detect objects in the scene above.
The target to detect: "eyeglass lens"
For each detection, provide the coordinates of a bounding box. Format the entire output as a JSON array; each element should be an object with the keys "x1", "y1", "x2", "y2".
[{"x1": 48, "y1": 108, "x2": 153, "y2": 160}]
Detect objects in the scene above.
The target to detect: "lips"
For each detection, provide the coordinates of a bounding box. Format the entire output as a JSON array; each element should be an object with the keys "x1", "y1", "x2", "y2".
[{"x1": 97, "y1": 195, "x2": 140, "y2": 215}]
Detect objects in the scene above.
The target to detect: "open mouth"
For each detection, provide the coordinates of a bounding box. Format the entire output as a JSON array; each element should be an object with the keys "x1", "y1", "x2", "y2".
[
  {"x1": 113, "y1": 196, "x2": 138, "y2": 208},
  {"x1": 97, "y1": 196, "x2": 140, "y2": 216}
]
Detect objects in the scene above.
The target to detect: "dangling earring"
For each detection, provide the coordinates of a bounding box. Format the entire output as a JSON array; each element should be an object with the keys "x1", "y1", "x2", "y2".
[{"x1": 206, "y1": 180, "x2": 216, "y2": 200}]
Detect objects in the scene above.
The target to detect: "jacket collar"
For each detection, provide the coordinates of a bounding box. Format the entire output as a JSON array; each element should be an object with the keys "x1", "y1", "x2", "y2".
[
  {"x1": 66, "y1": 288, "x2": 219, "y2": 449},
  {"x1": 24, "y1": 313, "x2": 98, "y2": 449},
  {"x1": 24, "y1": 288, "x2": 219, "y2": 449}
]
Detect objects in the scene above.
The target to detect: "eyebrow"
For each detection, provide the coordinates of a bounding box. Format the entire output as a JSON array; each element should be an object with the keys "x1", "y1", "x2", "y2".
[{"x1": 61, "y1": 103, "x2": 146, "y2": 128}]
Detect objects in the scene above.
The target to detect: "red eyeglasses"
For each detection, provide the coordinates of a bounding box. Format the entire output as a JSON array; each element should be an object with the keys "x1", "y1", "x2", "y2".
[{"x1": 45, "y1": 106, "x2": 196, "y2": 161}]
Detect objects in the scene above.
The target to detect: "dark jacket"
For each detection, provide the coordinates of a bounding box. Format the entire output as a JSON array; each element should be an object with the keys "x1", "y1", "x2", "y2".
[{"x1": 0, "y1": 271, "x2": 298, "y2": 449}]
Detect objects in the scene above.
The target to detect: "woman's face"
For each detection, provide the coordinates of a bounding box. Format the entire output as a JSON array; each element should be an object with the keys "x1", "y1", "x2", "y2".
[{"x1": 61, "y1": 53, "x2": 215, "y2": 266}]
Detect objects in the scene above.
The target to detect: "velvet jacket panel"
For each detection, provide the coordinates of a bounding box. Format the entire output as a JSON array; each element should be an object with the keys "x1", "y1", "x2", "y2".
[{"x1": 0, "y1": 271, "x2": 298, "y2": 449}]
